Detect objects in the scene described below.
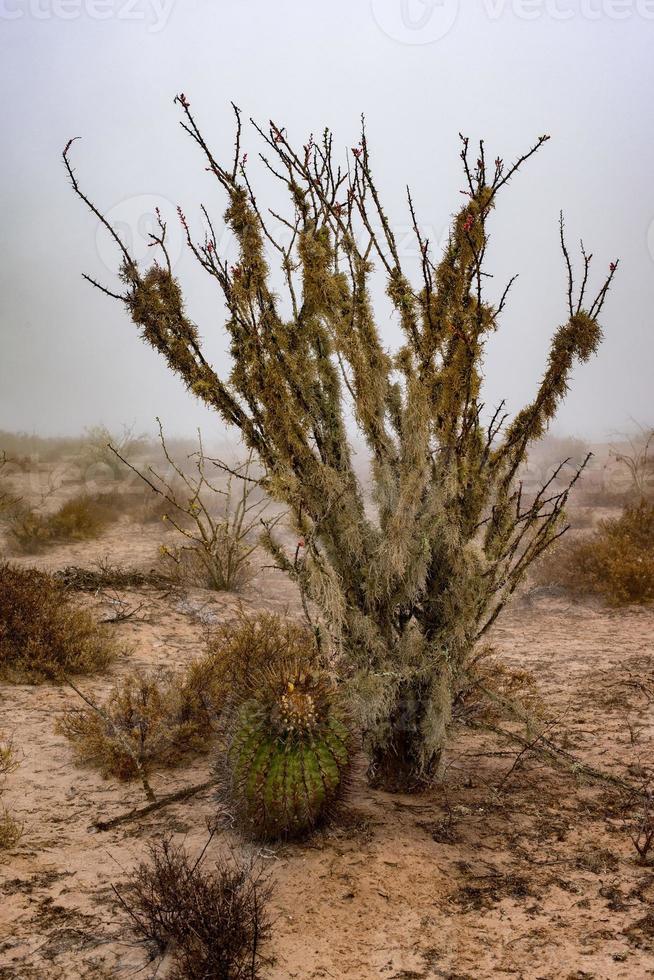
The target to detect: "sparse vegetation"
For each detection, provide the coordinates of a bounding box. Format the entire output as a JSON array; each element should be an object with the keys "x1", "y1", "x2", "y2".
[
  {"x1": 0, "y1": 452, "x2": 20, "y2": 521},
  {"x1": 0, "y1": 738, "x2": 21, "y2": 851},
  {"x1": 205, "y1": 612, "x2": 320, "y2": 708},
  {"x1": 114, "y1": 422, "x2": 265, "y2": 592},
  {"x1": 534, "y1": 501, "x2": 654, "y2": 605},
  {"x1": 67, "y1": 110, "x2": 618, "y2": 790},
  {"x1": 623, "y1": 779, "x2": 654, "y2": 867},
  {"x1": 611, "y1": 425, "x2": 654, "y2": 502},
  {"x1": 58, "y1": 612, "x2": 323, "y2": 800},
  {"x1": 115, "y1": 836, "x2": 272, "y2": 980},
  {"x1": 77, "y1": 423, "x2": 147, "y2": 481},
  {"x1": 7, "y1": 490, "x2": 123, "y2": 553},
  {"x1": 54, "y1": 560, "x2": 168, "y2": 591},
  {"x1": 59, "y1": 661, "x2": 218, "y2": 789},
  {"x1": 0, "y1": 430, "x2": 85, "y2": 465},
  {"x1": 0, "y1": 562, "x2": 119, "y2": 682}
]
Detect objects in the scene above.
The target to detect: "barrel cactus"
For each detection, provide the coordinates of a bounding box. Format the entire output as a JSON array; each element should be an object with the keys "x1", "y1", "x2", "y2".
[{"x1": 220, "y1": 661, "x2": 353, "y2": 840}]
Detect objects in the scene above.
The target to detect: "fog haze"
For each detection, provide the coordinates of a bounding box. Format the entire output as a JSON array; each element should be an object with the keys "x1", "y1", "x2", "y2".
[{"x1": 1, "y1": 0, "x2": 653, "y2": 441}]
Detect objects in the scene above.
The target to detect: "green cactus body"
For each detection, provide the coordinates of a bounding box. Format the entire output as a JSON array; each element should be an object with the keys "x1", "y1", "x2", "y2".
[{"x1": 221, "y1": 664, "x2": 353, "y2": 840}]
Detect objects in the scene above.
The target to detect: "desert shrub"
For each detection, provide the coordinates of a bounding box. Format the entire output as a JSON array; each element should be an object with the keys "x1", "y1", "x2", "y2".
[
  {"x1": 118, "y1": 423, "x2": 265, "y2": 592},
  {"x1": 77, "y1": 424, "x2": 148, "y2": 481},
  {"x1": 0, "y1": 738, "x2": 21, "y2": 850},
  {"x1": 452, "y1": 644, "x2": 544, "y2": 727},
  {"x1": 0, "y1": 563, "x2": 118, "y2": 682},
  {"x1": 527, "y1": 434, "x2": 591, "y2": 484},
  {"x1": 7, "y1": 490, "x2": 123, "y2": 553},
  {"x1": 157, "y1": 537, "x2": 253, "y2": 592},
  {"x1": 116, "y1": 837, "x2": 272, "y2": 980},
  {"x1": 534, "y1": 501, "x2": 654, "y2": 605},
  {"x1": 204, "y1": 612, "x2": 319, "y2": 708},
  {"x1": 59, "y1": 661, "x2": 218, "y2": 782},
  {"x1": 611, "y1": 426, "x2": 654, "y2": 502},
  {"x1": 66, "y1": 108, "x2": 618, "y2": 791}
]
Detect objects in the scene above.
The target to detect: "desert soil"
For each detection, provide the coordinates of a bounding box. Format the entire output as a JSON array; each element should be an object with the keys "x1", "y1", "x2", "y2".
[{"x1": 1, "y1": 482, "x2": 653, "y2": 979}]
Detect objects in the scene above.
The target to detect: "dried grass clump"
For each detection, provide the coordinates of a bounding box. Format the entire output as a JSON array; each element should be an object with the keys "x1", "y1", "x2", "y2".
[
  {"x1": 453, "y1": 645, "x2": 544, "y2": 727},
  {"x1": 8, "y1": 490, "x2": 123, "y2": 553},
  {"x1": 534, "y1": 501, "x2": 654, "y2": 605},
  {"x1": 59, "y1": 662, "x2": 218, "y2": 781},
  {"x1": 204, "y1": 611, "x2": 319, "y2": 708},
  {"x1": 0, "y1": 738, "x2": 21, "y2": 851},
  {"x1": 54, "y1": 560, "x2": 167, "y2": 592},
  {"x1": 0, "y1": 563, "x2": 118, "y2": 682},
  {"x1": 116, "y1": 837, "x2": 272, "y2": 980}
]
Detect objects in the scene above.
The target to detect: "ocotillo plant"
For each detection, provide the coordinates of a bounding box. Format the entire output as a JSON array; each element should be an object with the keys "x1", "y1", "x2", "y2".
[{"x1": 64, "y1": 102, "x2": 617, "y2": 791}]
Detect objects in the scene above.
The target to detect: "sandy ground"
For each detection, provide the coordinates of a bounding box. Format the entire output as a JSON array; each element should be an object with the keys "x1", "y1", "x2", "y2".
[{"x1": 1, "y1": 478, "x2": 653, "y2": 979}]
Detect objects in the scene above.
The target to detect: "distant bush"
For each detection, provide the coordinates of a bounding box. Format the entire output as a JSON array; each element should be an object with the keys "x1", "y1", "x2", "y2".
[
  {"x1": 77, "y1": 424, "x2": 149, "y2": 481},
  {"x1": 115, "y1": 837, "x2": 272, "y2": 980},
  {"x1": 59, "y1": 661, "x2": 218, "y2": 781},
  {"x1": 124, "y1": 424, "x2": 265, "y2": 592},
  {"x1": 7, "y1": 490, "x2": 123, "y2": 553},
  {"x1": 0, "y1": 453, "x2": 21, "y2": 524},
  {"x1": 0, "y1": 563, "x2": 119, "y2": 682},
  {"x1": 0, "y1": 430, "x2": 85, "y2": 465},
  {"x1": 534, "y1": 501, "x2": 654, "y2": 605},
  {"x1": 530, "y1": 434, "x2": 591, "y2": 477}
]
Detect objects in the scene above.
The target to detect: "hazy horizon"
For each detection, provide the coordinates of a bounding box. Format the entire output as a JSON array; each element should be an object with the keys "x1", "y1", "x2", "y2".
[{"x1": 1, "y1": 1, "x2": 653, "y2": 441}]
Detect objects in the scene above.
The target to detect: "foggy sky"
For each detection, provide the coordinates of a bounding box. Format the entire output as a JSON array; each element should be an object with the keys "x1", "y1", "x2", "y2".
[{"x1": 1, "y1": 0, "x2": 653, "y2": 441}]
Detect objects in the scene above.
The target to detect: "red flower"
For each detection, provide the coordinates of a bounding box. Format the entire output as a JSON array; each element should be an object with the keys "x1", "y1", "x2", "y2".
[
  {"x1": 463, "y1": 215, "x2": 474, "y2": 233},
  {"x1": 610, "y1": 261, "x2": 617, "y2": 272},
  {"x1": 297, "y1": 539, "x2": 305, "y2": 548}
]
